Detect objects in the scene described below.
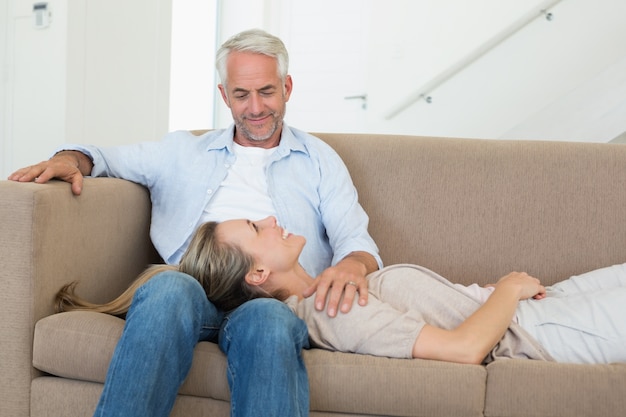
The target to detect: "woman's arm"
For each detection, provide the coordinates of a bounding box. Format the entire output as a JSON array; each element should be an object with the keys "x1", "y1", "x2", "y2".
[{"x1": 412, "y1": 272, "x2": 545, "y2": 364}]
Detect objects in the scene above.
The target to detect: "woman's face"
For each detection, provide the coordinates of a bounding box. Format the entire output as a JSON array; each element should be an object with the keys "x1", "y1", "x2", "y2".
[{"x1": 217, "y1": 216, "x2": 305, "y2": 273}]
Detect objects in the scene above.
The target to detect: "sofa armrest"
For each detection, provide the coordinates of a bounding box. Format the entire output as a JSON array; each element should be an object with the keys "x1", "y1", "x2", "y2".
[{"x1": 0, "y1": 178, "x2": 160, "y2": 417}]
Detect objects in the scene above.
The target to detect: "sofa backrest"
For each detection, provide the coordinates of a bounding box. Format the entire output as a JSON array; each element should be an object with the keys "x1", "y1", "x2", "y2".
[{"x1": 315, "y1": 133, "x2": 626, "y2": 286}]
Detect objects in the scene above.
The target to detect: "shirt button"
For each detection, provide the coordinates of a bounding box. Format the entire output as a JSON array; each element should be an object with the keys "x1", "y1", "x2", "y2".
[{"x1": 207, "y1": 189, "x2": 213, "y2": 194}]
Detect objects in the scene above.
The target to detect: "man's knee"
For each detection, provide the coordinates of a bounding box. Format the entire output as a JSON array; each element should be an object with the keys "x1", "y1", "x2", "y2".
[
  {"x1": 221, "y1": 298, "x2": 308, "y2": 350},
  {"x1": 129, "y1": 270, "x2": 213, "y2": 326},
  {"x1": 136, "y1": 270, "x2": 205, "y2": 305}
]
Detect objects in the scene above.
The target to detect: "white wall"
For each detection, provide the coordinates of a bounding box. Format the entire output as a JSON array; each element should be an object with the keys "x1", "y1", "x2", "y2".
[
  {"x1": 365, "y1": 0, "x2": 626, "y2": 142},
  {"x1": 0, "y1": 0, "x2": 8, "y2": 176},
  {"x1": 212, "y1": 0, "x2": 374, "y2": 132},
  {"x1": 2, "y1": 0, "x2": 69, "y2": 178},
  {"x1": 1, "y1": 0, "x2": 172, "y2": 178},
  {"x1": 67, "y1": 0, "x2": 172, "y2": 145},
  {"x1": 212, "y1": 0, "x2": 626, "y2": 142},
  {"x1": 168, "y1": 0, "x2": 217, "y2": 132},
  {"x1": 3, "y1": 1, "x2": 625, "y2": 177}
]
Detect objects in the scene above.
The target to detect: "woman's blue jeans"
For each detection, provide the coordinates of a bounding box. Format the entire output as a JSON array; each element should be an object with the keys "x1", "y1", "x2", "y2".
[{"x1": 93, "y1": 271, "x2": 310, "y2": 417}]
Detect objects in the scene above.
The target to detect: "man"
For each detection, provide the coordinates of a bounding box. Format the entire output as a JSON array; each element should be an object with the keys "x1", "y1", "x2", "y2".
[{"x1": 9, "y1": 29, "x2": 381, "y2": 417}]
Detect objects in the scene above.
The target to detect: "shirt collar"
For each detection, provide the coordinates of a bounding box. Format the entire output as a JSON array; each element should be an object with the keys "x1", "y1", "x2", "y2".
[{"x1": 205, "y1": 123, "x2": 308, "y2": 157}]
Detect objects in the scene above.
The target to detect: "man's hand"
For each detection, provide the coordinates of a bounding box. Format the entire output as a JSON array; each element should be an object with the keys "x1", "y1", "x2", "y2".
[
  {"x1": 302, "y1": 251, "x2": 378, "y2": 317},
  {"x1": 7, "y1": 151, "x2": 93, "y2": 195}
]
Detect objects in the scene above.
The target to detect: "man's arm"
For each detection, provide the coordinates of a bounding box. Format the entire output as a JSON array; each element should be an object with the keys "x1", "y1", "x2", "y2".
[
  {"x1": 303, "y1": 250, "x2": 379, "y2": 317},
  {"x1": 8, "y1": 150, "x2": 93, "y2": 195}
]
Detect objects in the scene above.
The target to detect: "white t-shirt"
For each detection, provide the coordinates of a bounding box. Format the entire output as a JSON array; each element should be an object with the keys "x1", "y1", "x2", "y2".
[
  {"x1": 200, "y1": 142, "x2": 277, "y2": 223},
  {"x1": 453, "y1": 282, "x2": 495, "y2": 304}
]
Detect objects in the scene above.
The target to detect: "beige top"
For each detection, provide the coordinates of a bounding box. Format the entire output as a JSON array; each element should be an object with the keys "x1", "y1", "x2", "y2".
[{"x1": 285, "y1": 264, "x2": 554, "y2": 362}]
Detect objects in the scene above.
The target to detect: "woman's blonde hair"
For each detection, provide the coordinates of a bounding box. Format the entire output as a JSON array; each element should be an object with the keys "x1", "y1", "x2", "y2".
[{"x1": 56, "y1": 222, "x2": 271, "y2": 316}]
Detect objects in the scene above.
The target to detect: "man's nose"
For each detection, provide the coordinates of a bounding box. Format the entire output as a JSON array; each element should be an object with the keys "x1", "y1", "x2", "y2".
[{"x1": 249, "y1": 93, "x2": 263, "y2": 114}]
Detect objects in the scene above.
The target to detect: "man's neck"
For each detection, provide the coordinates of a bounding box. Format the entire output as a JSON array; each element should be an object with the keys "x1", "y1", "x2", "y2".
[{"x1": 233, "y1": 129, "x2": 282, "y2": 149}]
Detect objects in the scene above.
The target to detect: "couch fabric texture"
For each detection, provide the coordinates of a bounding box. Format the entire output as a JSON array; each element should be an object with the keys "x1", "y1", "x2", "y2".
[{"x1": 2, "y1": 132, "x2": 626, "y2": 417}]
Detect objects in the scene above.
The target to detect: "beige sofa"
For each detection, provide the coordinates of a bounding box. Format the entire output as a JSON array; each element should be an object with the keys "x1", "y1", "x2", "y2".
[{"x1": 2, "y1": 132, "x2": 626, "y2": 417}]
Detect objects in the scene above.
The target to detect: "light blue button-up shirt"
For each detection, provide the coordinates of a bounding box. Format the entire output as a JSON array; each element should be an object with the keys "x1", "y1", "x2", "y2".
[{"x1": 65, "y1": 125, "x2": 381, "y2": 276}]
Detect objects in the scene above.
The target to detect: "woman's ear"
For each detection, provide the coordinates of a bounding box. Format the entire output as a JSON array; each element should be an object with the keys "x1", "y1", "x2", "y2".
[{"x1": 245, "y1": 268, "x2": 270, "y2": 287}]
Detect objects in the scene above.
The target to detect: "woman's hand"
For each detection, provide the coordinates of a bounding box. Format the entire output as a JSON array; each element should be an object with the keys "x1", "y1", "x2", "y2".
[{"x1": 494, "y1": 272, "x2": 546, "y2": 300}]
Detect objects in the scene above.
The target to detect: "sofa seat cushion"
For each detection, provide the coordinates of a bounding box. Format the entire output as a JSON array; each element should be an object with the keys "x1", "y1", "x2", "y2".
[
  {"x1": 303, "y1": 349, "x2": 486, "y2": 416},
  {"x1": 33, "y1": 311, "x2": 231, "y2": 402},
  {"x1": 33, "y1": 311, "x2": 122, "y2": 382},
  {"x1": 485, "y1": 359, "x2": 626, "y2": 417},
  {"x1": 34, "y1": 311, "x2": 487, "y2": 416}
]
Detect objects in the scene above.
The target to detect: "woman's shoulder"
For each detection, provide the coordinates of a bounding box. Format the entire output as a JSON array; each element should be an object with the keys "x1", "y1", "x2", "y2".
[
  {"x1": 369, "y1": 264, "x2": 443, "y2": 279},
  {"x1": 366, "y1": 264, "x2": 457, "y2": 296}
]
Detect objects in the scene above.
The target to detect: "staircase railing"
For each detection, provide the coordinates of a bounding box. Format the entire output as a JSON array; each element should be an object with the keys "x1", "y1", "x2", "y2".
[
  {"x1": 384, "y1": 0, "x2": 565, "y2": 120},
  {"x1": 609, "y1": 131, "x2": 626, "y2": 144}
]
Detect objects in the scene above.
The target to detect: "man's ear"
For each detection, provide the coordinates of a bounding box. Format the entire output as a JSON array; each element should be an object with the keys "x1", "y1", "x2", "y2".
[
  {"x1": 283, "y1": 75, "x2": 293, "y2": 102},
  {"x1": 245, "y1": 268, "x2": 270, "y2": 287},
  {"x1": 218, "y1": 84, "x2": 231, "y2": 108}
]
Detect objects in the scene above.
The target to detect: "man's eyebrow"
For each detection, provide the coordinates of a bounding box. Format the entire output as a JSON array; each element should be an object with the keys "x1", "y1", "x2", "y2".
[{"x1": 233, "y1": 85, "x2": 275, "y2": 93}]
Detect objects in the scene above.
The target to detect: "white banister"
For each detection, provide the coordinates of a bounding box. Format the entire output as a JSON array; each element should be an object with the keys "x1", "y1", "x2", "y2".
[
  {"x1": 384, "y1": 0, "x2": 565, "y2": 120},
  {"x1": 610, "y1": 131, "x2": 626, "y2": 144}
]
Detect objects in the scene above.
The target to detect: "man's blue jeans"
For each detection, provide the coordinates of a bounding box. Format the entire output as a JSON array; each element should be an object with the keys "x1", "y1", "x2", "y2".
[{"x1": 93, "y1": 271, "x2": 310, "y2": 417}]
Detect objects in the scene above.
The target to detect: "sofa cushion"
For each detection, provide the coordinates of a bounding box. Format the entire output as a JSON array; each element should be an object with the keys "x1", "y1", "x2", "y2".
[
  {"x1": 485, "y1": 359, "x2": 626, "y2": 417},
  {"x1": 34, "y1": 311, "x2": 487, "y2": 416},
  {"x1": 304, "y1": 349, "x2": 486, "y2": 416},
  {"x1": 33, "y1": 311, "x2": 123, "y2": 383},
  {"x1": 33, "y1": 311, "x2": 232, "y2": 401}
]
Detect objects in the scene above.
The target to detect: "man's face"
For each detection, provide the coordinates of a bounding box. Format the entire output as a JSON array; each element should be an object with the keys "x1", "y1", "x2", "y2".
[{"x1": 218, "y1": 51, "x2": 293, "y2": 148}]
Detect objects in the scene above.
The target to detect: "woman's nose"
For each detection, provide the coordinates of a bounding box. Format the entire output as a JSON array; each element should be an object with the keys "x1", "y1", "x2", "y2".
[{"x1": 258, "y1": 216, "x2": 277, "y2": 228}]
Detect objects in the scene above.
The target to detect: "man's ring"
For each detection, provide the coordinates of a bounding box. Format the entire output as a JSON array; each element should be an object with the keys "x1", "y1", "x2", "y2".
[{"x1": 346, "y1": 281, "x2": 358, "y2": 287}]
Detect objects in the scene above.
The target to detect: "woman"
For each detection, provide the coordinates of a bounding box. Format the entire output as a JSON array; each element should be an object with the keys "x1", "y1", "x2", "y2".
[{"x1": 58, "y1": 216, "x2": 626, "y2": 365}]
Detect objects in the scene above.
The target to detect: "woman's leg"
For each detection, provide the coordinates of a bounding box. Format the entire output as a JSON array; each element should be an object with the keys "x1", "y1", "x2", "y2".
[
  {"x1": 219, "y1": 298, "x2": 310, "y2": 417},
  {"x1": 518, "y1": 285, "x2": 626, "y2": 364},
  {"x1": 549, "y1": 262, "x2": 626, "y2": 294},
  {"x1": 94, "y1": 271, "x2": 223, "y2": 417}
]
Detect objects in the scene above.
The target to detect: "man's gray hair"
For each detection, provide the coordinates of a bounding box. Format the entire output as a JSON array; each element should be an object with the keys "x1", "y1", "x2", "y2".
[{"x1": 216, "y1": 28, "x2": 289, "y2": 88}]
